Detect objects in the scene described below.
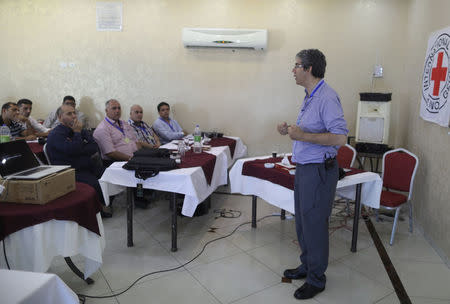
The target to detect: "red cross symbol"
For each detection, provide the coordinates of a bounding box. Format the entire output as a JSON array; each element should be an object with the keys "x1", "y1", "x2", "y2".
[{"x1": 431, "y1": 52, "x2": 447, "y2": 96}]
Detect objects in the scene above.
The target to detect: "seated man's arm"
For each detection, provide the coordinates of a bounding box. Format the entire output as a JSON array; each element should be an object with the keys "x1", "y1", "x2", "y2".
[
  {"x1": 94, "y1": 126, "x2": 132, "y2": 161},
  {"x1": 153, "y1": 120, "x2": 184, "y2": 142},
  {"x1": 105, "y1": 151, "x2": 132, "y2": 161}
]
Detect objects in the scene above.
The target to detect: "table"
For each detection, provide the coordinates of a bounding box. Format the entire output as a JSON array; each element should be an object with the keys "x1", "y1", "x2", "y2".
[
  {"x1": 0, "y1": 269, "x2": 79, "y2": 304},
  {"x1": 0, "y1": 183, "x2": 105, "y2": 282},
  {"x1": 229, "y1": 156, "x2": 383, "y2": 252},
  {"x1": 99, "y1": 136, "x2": 247, "y2": 251}
]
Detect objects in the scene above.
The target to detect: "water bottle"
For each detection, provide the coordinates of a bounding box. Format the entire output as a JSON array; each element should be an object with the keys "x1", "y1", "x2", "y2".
[
  {"x1": 0, "y1": 124, "x2": 11, "y2": 143},
  {"x1": 193, "y1": 124, "x2": 202, "y2": 153}
]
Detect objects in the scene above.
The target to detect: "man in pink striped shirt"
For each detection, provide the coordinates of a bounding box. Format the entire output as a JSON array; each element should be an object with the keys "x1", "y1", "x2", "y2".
[{"x1": 94, "y1": 99, "x2": 142, "y2": 165}]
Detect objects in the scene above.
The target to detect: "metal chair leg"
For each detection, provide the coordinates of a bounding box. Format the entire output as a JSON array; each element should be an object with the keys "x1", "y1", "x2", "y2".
[
  {"x1": 408, "y1": 201, "x2": 413, "y2": 233},
  {"x1": 390, "y1": 207, "x2": 401, "y2": 246}
]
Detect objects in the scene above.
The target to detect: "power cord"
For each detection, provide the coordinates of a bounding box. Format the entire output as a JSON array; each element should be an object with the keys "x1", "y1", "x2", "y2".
[
  {"x1": 76, "y1": 214, "x2": 278, "y2": 300},
  {"x1": 2, "y1": 239, "x2": 10, "y2": 270},
  {"x1": 213, "y1": 208, "x2": 242, "y2": 219}
]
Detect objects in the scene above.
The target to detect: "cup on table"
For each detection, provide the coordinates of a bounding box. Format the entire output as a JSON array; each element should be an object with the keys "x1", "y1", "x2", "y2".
[{"x1": 272, "y1": 151, "x2": 277, "y2": 158}]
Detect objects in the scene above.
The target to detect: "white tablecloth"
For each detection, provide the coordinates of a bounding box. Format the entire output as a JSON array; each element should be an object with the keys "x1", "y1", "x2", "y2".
[
  {"x1": 100, "y1": 147, "x2": 229, "y2": 217},
  {"x1": 0, "y1": 269, "x2": 78, "y2": 304},
  {"x1": 1, "y1": 214, "x2": 105, "y2": 279},
  {"x1": 229, "y1": 156, "x2": 382, "y2": 214},
  {"x1": 162, "y1": 136, "x2": 247, "y2": 168}
]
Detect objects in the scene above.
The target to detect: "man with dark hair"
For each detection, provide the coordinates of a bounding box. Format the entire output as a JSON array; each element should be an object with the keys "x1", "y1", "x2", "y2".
[
  {"x1": 17, "y1": 99, "x2": 50, "y2": 137},
  {"x1": 152, "y1": 102, "x2": 185, "y2": 144},
  {"x1": 0, "y1": 102, "x2": 36, "y2": 140},
  {"x1": 277, "y1": 49, "x2": 348, "y2": 300},
  {"x1": 46, "y1": 104, "x2": 112, "y2": 217},
  {"x1": 44, "y1": 96, "x2": 89, "y2": 129}
]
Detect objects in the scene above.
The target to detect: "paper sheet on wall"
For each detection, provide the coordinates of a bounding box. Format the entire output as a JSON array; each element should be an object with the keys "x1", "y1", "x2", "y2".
[{"x1": 96, "y1": 2, "x2": 123, "y2": 31}]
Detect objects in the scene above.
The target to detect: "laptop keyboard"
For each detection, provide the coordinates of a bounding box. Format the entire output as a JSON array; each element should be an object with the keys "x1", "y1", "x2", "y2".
[{"x1": 15, "y1": 167, "x2": 49, "y2": 176}]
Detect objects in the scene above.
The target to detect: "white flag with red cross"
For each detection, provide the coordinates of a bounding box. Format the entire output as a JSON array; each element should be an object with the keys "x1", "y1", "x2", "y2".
[{"x1": 421, "y1": 26, "x2": 450, "y2": 127}]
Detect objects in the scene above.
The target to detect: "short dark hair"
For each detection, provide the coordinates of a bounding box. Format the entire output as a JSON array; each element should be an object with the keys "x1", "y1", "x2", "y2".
[
  {"x1": 62, "y1": 95, "x2": 75, "y2": 104},
  {"x1": 2, "y1": 102, "x2": 17, "y2": 112},
  {"x1": 17, "y1": 99, "x2": 33, "y2": 107},
  {"x1": 296, "y1": 49, "x2": 326, "y2": 78},
  {"x1": 157, "y1": 102, "x2": 170, "y2": 112}
]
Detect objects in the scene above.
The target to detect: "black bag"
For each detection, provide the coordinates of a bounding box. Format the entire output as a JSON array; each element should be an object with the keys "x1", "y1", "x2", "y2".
[
  {"x1": 122, "y1": 156, "x2": 177, "y2": 180},
  {"x1": 133, "y1": 148, "x2": 171, "y2": 158}
]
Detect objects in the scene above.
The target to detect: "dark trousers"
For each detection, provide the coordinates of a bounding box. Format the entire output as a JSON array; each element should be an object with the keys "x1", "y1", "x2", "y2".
[
  {"x1": 76, "y1": 171, "x2": 106, "y2": 206},
  {"x1": 294, "y1": 160, "x2": 338, "y2": 288}
]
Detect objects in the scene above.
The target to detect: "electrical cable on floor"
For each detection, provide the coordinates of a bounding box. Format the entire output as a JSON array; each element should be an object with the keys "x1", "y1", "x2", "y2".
[
  {"x1": 76, "y1": 214, "x2": 278, "y2": 300},
  {"x1": 2, "y1": 239, "x2": 10, "y2": 270}
]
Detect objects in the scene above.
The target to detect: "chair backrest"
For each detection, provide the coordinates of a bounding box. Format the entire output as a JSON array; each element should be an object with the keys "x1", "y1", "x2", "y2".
[
  {"x1": 42, "y1": 143, "x2": 52, "y2": 165},
  {"x1": 382, "y1": 148, "x2": 419, "y2": 200},
  {"x1": 337, "y1": 144, "x2": 357, "y2": 168}
]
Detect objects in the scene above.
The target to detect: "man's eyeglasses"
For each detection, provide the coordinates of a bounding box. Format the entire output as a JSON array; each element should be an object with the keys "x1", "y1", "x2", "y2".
[{"x1": 294, "y1": 63, "x2": 304, "y2": 69}]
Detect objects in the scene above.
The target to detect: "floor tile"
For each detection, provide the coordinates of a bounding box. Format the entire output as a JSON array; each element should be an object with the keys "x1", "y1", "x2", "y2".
[
  {"x1": 232, "y1": 282, "x2": 320, "y2": 304},
  {"x1": 100, "y1": 241, "x2": 182, "y2": 291},
  {"x1": 116, "y1": 270, "x2": 220, "y2": 304},
  {"x1": 312, "y1": 260, "x2": 393, "y2": 304},
  {"x1": 246, "y1": 240, "x2": 302, "y2": 277},
  {"x1": 160, "y1": 231, "x2": 243, "y2": 269},
  {"x1": 375, "y1": 292, "x2": 450, "y2": 304},
  {"x1": 188, "y1": 252, "x2": 280, "y2": 303}
]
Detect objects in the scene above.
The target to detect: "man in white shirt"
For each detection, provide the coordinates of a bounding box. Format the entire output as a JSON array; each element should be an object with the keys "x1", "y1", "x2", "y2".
[
  {"x1": 17, "y1": 99, "x2": 50, "y2": 137},
  {"x1": 44, "y1": 95, "x2": 89, "y2": 129}
]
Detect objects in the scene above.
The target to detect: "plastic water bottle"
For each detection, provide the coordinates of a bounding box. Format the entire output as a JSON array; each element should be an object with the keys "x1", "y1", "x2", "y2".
[
  {"x1": 193, "y1": 124, "x2": 202, "y2": 153},
  {"x1": 0, "y1": 124, "x2": 11, "y2": 143}
]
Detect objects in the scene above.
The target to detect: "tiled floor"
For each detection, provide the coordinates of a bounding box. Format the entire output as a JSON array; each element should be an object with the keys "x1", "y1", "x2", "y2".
[{"x1": 49, "y1": 192, "x2": 450, "y2": 304}]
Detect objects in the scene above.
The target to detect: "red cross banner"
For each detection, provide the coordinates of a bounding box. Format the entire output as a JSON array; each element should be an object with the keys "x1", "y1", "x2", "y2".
[{"x1": 421, "y1": 26, "x2": 450, "y2": 127}]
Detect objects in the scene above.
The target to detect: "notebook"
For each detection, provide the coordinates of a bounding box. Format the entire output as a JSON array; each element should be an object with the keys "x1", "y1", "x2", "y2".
[{"x1": 0, "y1": 140, "x2": 70, "y2": 180}]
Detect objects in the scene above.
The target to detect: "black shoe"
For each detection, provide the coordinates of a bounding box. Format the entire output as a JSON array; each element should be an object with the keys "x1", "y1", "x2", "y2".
[
  {"x1": 100, "y1": 210, "x2": 113, "y2": 218},
  {"x1": 100, "y1": 206, "x2": 113, "y2": 218},
  {"x1": 294, "y1": 283, "x2": 325, "y2": 300},
  {"x1": 283, "y1": 267, "x2": 307, "y2": 280}
]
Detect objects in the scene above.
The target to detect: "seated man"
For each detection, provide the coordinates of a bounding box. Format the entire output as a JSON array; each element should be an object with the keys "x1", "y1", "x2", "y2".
[
  {"x1": 46, "y1": 104, "x2": 112, "y2": 217},
  {"x1": 17, "y1": 99, "x2": 50, "y2": 137},
  {"x1": 152, "y1": 102, "x2": 185, "y2": 144},
  {"x1": 0, "y1": 102, "x2": 36, "y2": 140},
  {"x1": 94, "y1": 99, "x2": 142, "y2": 165},
  {"x1": 44, "y1": 95, "x2": 89, "y2": 129},
  {"x1": 128, "y1": 104, "x2": 161, "y2": 148}
]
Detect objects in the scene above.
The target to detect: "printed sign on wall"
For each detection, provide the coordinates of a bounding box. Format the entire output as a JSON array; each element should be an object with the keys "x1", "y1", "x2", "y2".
[{"x1": 421, "y1": 26, "x2": 450, "y2": 127}]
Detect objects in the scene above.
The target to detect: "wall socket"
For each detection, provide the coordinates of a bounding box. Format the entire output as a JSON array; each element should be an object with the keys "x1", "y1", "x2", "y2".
[{"x1": 373, "y1": 64, "x2": 383, "y2": 78}]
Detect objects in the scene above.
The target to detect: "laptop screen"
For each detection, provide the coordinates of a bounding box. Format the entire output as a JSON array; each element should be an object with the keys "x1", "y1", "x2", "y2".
[{"x1": 0, "y1": 140, "x2": 40, "y2": 178}]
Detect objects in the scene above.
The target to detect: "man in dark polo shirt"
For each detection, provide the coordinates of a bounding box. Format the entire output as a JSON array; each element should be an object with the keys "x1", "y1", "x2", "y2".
[{"x1": 0, "y1": 102, "x2": 36, "y2": 140}]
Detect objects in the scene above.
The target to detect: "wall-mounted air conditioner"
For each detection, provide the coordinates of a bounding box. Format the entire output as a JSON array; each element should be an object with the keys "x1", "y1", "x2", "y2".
[{"x1": 182, "y1": 28, "x2": 267, "y2": 50}]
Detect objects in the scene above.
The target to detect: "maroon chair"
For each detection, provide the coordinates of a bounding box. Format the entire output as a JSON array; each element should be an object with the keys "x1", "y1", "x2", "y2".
[
  {"x1": 378, "y1": 148, "x2": 419, "y2": 245},
  {"x1": 336, "y1": 144, "x2": 357, "y2": 214},
  {"x1": 337, "y1": 144, "x2": 356, "y2": 168}
]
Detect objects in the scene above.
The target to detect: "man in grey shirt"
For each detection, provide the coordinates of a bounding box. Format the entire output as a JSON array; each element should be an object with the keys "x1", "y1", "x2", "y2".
[{"x1": 44, "y1": 95, "x2": 89, "y2": 129}]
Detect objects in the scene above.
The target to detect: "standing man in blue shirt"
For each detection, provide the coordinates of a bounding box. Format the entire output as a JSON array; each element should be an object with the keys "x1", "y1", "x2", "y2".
[
  {"x1": 152, "y1": 102, "x2": 185, "y2": 144},
  {"x1": 277, "y1": 49, "x2": 348, "y2": 300}
]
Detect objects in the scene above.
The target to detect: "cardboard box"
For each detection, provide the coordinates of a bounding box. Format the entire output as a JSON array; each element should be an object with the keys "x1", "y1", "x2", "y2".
[{"x1": 0, "y1": 168, "x2": 75, "y2": 204}]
